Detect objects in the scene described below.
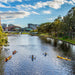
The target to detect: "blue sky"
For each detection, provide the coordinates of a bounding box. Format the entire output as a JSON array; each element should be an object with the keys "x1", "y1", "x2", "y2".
[{"x1": 0, "y1": 0, "x2": 75, "y2": 27}]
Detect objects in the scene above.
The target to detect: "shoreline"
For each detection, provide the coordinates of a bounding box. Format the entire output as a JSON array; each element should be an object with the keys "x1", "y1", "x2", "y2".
[
  {"x1": 7, "y1": 33, "x2": 75, "y2": 45},
  {"x1": 37, "y1": 34, "x2": 75, "y2": 45}
]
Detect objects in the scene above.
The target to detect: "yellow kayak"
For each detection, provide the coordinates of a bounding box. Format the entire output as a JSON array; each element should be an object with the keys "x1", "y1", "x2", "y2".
[{"x1": 57, "y1": 56, "x2": 71, "y2": 61}]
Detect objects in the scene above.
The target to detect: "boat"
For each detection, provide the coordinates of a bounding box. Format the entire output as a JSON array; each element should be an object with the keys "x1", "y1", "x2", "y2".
[
  {"x1": 5, "y1": 55, "x2": 12, "y2": 62},
  {"x1": 12, "y1": 50, "x2": 17, "y2": 55},
  {"x1": 57, "y1": 56, "x2": 71, "y2": 61}
]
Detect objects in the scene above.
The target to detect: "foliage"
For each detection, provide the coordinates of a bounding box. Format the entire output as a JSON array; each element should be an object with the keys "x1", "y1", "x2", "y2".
[
  {"x1": 37, "y1": 7, "x2": 75, "y2": 39},
  {"x1": 38, "y1": 22, "x2": 52, "y2": 33},
  {"x1": 0, "y1": 26, "x2": 8, "y2": 46}
]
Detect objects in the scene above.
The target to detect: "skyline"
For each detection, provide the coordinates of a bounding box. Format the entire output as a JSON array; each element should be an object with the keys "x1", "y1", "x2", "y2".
[{"x1": 0, "y1": 0, "x2": 75, "y2": 27}]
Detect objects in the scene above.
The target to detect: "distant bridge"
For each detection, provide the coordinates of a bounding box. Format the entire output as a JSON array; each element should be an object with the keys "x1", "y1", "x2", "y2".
[{"x1": 3, "y1": 31, "x2": 21, "y2": 33}]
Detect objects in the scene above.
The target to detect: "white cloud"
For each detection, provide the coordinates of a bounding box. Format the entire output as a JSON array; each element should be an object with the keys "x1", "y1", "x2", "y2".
[
  {"x1": 0, "y1": 11, "x2": 30, "y2": 19},
  {"x1": 43, "y1": 10, "x2": 51, "y2": 14},
  {"x1": 15, "y1": 0, "x2": 75, "y2": 11},
  {"x1": 0, "y1": 3, "x2": 6, "y2": 7},
  {"x1": 0, "y1": 0, "x2": 7, "y2": 3},
  {"x1": 16, "y1": 4, "x2": 36, "y2": 11},
  {"x1": 72, "y1": 0, "x2": 75, "y2": 3},
  {"x1": 0, "y1": 11, "x2": 40, "y2": 19},
  {"x1": 0, "y1": 0, "x2": 75, "y2": 10},
  {"x1": 0, "y1": 0, "x2": 74, "y2": 20},
  {"x1": 65, "y1": 0, "x2": 74, "y2": 5},
  {"x1": 0, "y1": 0, "x2": 22, "y2": 3},
  {"x1": 31, "y1": 11, "x2": 40, "y2": 15},
  {"x1": 0, "y1": 3, "x2": 13, "y2": 8},
  {"x1": 10, "y1": 0, "x2": 22, "y2": 2}
]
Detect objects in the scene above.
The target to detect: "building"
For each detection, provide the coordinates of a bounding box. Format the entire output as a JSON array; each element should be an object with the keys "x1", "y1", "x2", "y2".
[
  {"x1": 28, "y1": 23, "x2": 39, "y2": 30},
  {"x1": 8, "y1": 24, "x2": 14, "y2": 27},
  {"x1": 24, "y1": 27, "x2": 32, "y2": 32},
  {"x1": 5, "y1": 26, "x2": 21, "y2": 31},
  {"x1": 1, "y1": 24, "x2": 7, "y2": 30}
]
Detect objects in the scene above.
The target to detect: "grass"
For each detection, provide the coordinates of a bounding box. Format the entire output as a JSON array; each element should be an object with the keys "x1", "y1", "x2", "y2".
[
  {"x1": 22, "y1": 32, "x2": 29, "y2": 34},
  {"x1": 57, "y1": 37, "x2": 75, "y2": 44},
  {"x1": 6, "y1": 32, "x2": 29, "y2": 35}
]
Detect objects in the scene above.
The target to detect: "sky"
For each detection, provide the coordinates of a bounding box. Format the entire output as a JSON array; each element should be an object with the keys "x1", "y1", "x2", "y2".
[{"x1": 0, "y1": 0, "x2": 75, "y2": 27}]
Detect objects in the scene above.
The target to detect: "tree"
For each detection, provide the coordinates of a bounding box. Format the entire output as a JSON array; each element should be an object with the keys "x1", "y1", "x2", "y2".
[{"x1": 37, "y1": 22, "x2": 52, "y2": 33}]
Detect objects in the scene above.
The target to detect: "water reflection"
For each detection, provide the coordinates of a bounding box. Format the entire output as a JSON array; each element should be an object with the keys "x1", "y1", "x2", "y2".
[
  {"x1": 40, "y1": 37, "x2": 51, "y2": 44},
  {"x1": 71, "y1": 63, "x2": 75, "y2": 74},
  {"x1": 41, "y1": 37, "x2": 73, "y2": 57},
  {"x1": 31, "y1": 55, "x2": 36, "y2": 61},
  {"x1": 53, "y1": 39, "x2": 58, "y2": 47},
  {"x1": 57, "y1": 42, "x2": 71, "y2": 56},
  {"x1": 4, "y1": 48, "x2": 10, "y2": 51},
  {"x1": 58, "y1": 42, "x2": 71, "y2": 51},
  {"x1": 40, "y1": 37, "x2": 75, "y2": 75}
]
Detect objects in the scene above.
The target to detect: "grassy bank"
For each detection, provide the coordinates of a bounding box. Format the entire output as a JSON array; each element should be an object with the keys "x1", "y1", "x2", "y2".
[
  {"x1": 6, "y1": 32, "x2": 29, "y2": 35},
  {"x1": 52, "y1": 37, "x2": 75, "y2": 45},
  {"x1": 21, "y1": 32, "x2": 29, "y2": 34},
  {"x1": 38, "y1": 33, "x2": 75, "y2": 45}
]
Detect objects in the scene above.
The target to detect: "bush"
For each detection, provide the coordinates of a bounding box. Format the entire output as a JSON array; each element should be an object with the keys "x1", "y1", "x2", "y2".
[
  {"x1": 58, "y1": 33, "x2": 63, "y2": 37},
  {"x1": 5, "y1": 39, "x2": 8, "y2": 43},
  {"x1": 0, "y1": 26, "x2": 8, "y2": 46},
  {"x1": 63, "y1": 36, "x2": 69, "y2": 39}
]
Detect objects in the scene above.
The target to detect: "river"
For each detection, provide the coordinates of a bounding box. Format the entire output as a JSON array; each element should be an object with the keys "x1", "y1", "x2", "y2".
[{"x1": 0, "y1": 34, "x2": 75, "y2": 75}]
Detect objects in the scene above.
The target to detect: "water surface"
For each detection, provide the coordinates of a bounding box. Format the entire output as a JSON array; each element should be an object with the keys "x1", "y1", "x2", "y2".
[{"x1": 0, "y1": 34, "x2": 75, "y2": 75}]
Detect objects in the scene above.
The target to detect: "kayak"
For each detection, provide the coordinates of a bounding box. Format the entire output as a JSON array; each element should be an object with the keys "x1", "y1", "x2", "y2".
[
  {"x1": 12, "y1": 50, "x2": 17, "y2": 55},
  {"x1": 5, "y1": 55, "x2": 12, "y2": 62},
  {"x1": 57, "y1": 56, "x2": 71, "y2": 61}
]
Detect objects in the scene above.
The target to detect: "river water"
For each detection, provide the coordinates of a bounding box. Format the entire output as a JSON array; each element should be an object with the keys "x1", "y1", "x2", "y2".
[{"x1": 0, "y1": 34, "x2": 75, "y2": 75}]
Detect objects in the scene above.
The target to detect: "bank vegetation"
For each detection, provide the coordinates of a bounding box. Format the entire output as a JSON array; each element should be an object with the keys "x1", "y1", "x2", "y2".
[
  {"x1": 37, "y1": 7, "x2": 75, "y2": 44},
  {"x1": 0, "y1": 26, "x2": 8, "y2": 47}
]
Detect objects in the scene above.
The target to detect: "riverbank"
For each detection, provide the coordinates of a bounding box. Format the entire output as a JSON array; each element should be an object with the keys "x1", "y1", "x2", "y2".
[
  {"x1": 6, "y1": 32, "x2": 75, "y2": 45},
  {"x1": 37, "y1": 33, "x2": 75, "y2": 45},
  {"x1": 6, "y1": 32, "x2": 29, "y2": 36},
  {"x1": 21, "y1": 32, "x2": 29, "y2": 34}
]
